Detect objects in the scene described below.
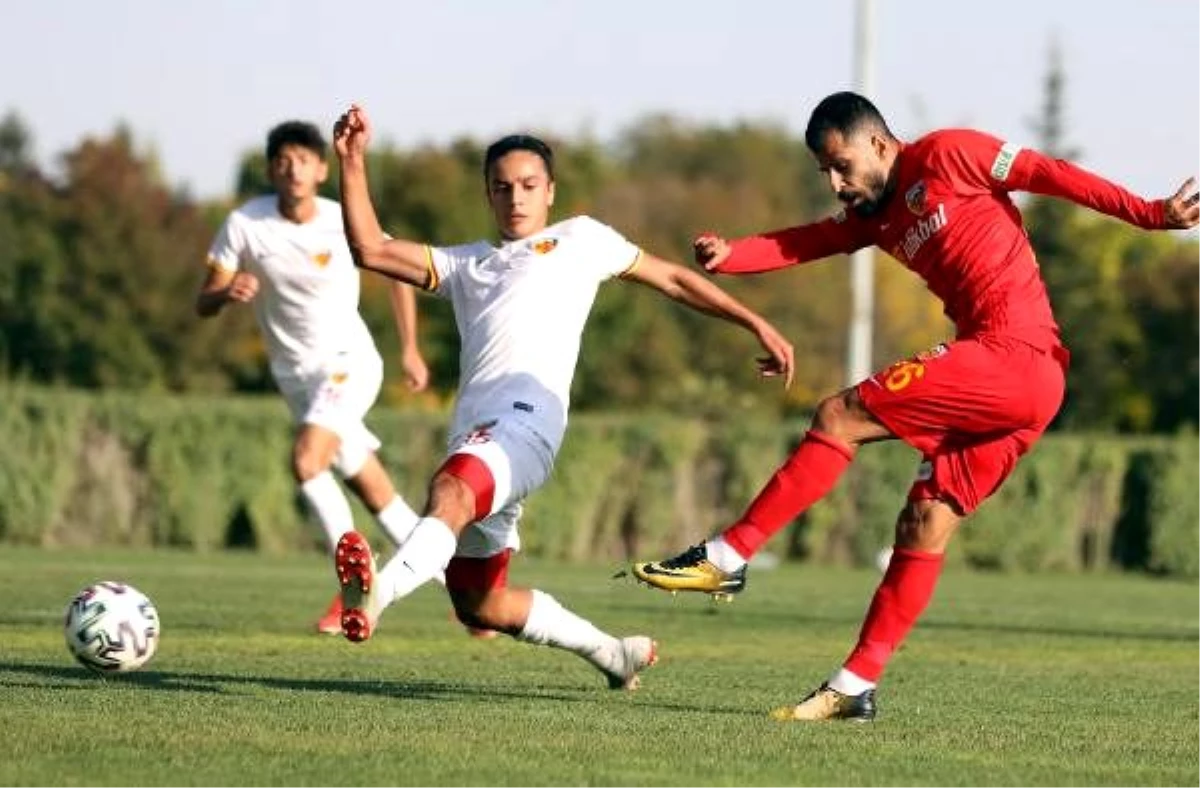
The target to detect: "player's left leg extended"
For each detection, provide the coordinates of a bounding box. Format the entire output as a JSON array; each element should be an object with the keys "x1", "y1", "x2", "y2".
[
  {"x1": 447, "y1": 549, "x2": 657, "y2": 691},
  {"x1": 633, "y1": 386, "x2": 891, "y2": 597}
]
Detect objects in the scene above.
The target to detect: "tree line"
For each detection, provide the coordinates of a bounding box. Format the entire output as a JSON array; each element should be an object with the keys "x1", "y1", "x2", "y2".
[{"x1": 0, "y1": 97, "x2": 1194, "y2": 433}]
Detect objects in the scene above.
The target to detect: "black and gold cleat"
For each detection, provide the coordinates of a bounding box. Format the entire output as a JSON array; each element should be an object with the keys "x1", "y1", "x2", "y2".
[
  {"x1": 769, "y1": 683, "x2": 877, "y2": 722},
  {"x1": 631, "y1": 544, "x2": 747, "y2": 598}
]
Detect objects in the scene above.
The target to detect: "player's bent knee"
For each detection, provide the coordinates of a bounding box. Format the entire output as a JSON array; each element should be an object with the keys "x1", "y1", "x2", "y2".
[
  {"x1": 292, "y1": 427, "x2": 339, "y2": 482},
  {"x1": 434, "y1": 453, "x2": 498, "y2": 525},
  {"x1": 290, "y1": 450, "x2": 330, "y2": 483},
  {"x1": 332, "y1": 439, "x2": 371, "y2": 479},
  {"x1": 893, "y1": 498, "x2": 961, "y2": 552},
  {"x1": 811, "y1": 389, "x2": 866, "y2": 437},
  {"x1": 811, "y1": 395, "x2": 845, "y2": 433},
  {"x1": 813, "y1": 387, "x2": 891, "y2": 447},
  {"x1": 426, "y1": 473, "x2": 478, "y2": 528}
]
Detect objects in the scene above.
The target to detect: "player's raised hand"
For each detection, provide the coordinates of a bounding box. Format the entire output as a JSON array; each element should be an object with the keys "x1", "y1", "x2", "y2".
[
  {"x1": 1163, "y1": 177, "x2": 1199, "y2": 229},
  {"x1": 225, "y1": 271, "x2": 259, "y2": 304},
  {"x1": 751, "y1": 319, "x2": 794, "y2": 388},
  {"x1": 693, "y1": 233, "x2": 732, "y2": 272},
  {"x1": 333, "y1": 104, "x2": 372, "y2": 160}
]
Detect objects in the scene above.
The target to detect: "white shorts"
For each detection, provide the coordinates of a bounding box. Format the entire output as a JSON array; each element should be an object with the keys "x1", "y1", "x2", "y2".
[
  {"x1": 273, "y1": 351, "x2": 383, "y2": 473},
  {"x1": 446, "y1": 417, "x2": 556, "y2": 559}
]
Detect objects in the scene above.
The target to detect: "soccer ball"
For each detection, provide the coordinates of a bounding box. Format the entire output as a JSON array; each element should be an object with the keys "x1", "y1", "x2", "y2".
[{"x1": 64, "y1": 581, "x2": 160, "y2": 673}]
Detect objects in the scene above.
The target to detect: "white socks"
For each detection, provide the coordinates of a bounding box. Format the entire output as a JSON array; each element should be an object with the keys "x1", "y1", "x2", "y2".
[
  {"x1": 517, "y1": 589, "x2": 620, "y2": 671},
  {"x1": 376, "y1": 517, "x2": 458, "y2": 603},
  {"x1": 299, "y1": 472, "x2": 356, "y2": 553},
  {"x1": 375, "y1": 496, "x2": 446, "y2": 586},
  {"x1": 301, "y1": 476, "x2": 423, "y2": 553},
  {"x1": 828, "y1": 667, "x2": 876, "y2": 695},
  {"x1": 705, "y1": 536, "x2": 748, "y2": 574},
  {"x1": 374, "y1": 496, "x2": 420, "y2": 547}
]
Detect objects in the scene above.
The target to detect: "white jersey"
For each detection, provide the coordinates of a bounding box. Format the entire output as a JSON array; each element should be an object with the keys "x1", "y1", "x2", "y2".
[
  {"x1": 427, "y1": 215, "x2": 641, "y2": 452},
  {"x1": 206, "y1": 195, "x2": 376, "y2": 378}
]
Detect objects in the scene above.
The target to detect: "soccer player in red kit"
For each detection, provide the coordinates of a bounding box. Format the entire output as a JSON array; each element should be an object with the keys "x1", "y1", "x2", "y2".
[{"x1": 632, "y1": 91, "x2": 1199, "y2": 721}]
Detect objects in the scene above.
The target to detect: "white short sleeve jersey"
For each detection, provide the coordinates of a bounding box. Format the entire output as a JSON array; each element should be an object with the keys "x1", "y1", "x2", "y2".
[
  {"x1": 206, "y1": 195, "x2": 376, "y2": 377},
  {"x1": 427, "y1": 215, "x2": 641, "y2": 450}
]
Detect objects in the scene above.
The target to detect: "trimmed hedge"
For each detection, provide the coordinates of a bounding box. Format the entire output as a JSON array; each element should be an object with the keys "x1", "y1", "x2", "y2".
[{"x1": 0, "y1": 386, "x2": 1195, "y2": 576}]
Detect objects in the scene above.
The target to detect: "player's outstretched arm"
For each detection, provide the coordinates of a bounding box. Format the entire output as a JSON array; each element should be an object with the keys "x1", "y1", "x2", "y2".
[
  {"x1": 333, "y1": 104, "x2": 433, "y2": 288},
  {"x1": 986, "y1": 132, "x2": 1198, "y2": 231},
  {"x1": 624, "y1": 253, "x2": 794, "y2": 387},
  {"x1": 693, "y1": 218, "x2": 865, "y2": 275}
]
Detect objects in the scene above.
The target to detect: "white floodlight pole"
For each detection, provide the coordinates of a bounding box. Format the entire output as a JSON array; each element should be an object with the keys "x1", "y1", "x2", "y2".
[{"x1": 846, "y1": 0, "x2": 876, "y2": 386}]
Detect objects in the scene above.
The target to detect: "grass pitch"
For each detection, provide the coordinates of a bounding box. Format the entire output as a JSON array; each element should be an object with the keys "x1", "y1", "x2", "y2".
[{"x1": 0, "y1": 547, "x2": 1195, "y2": 786}]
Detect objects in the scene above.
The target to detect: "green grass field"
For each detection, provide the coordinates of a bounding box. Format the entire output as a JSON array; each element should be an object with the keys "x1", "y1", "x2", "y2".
[{"x1": 0, "y1": 547, "x2": 1196, "y2": 786}]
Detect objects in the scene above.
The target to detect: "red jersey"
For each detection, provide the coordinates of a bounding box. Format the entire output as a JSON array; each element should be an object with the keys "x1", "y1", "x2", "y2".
[{"x1": 716, "y1": 128, "x2": 1166, "y2": 351}]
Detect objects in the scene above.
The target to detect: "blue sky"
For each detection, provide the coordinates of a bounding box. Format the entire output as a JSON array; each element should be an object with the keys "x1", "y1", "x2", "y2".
[{"x1": 3, "y1": 0, "x2": 1196, "y2": 200}]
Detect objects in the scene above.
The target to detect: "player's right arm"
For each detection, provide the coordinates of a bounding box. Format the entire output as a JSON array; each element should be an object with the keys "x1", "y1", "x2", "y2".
[
  {"x1": 623, "y1": 252, "x2": 795, "y2": 386},
  {"x1": 333, "y1": 104, "x2": 435, "y2": 289},
  {"x1": 194, "y1": 265, "x2": 259, "y2": 317},
  {"x1": 195, "y1": 214, "x2": 258, "y2": 317},
  {"x1": 694, "y1": 215, "x2": 868, "y2": 274}
]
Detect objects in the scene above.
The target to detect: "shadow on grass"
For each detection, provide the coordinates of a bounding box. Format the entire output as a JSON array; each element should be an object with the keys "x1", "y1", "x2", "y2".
[{"x1": 0, "y1": 661, "x2": 759, "y2": 717}]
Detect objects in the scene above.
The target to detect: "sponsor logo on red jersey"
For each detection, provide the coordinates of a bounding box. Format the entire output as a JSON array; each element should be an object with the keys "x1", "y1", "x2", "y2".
[{"x1": 898, "y1": 203, "x2": 948, "y2": 260}]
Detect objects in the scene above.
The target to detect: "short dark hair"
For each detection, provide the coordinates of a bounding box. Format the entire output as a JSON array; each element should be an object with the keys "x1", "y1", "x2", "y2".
[
  {"x1": 804, "y1": 92, "x2": 894, "y2": 151},
  {"x1": 266, "y1": 121, "x2": 327, "y2": 162},
  {"x1": 484, "y1": 134, "x2": 555, "y2": 181}
]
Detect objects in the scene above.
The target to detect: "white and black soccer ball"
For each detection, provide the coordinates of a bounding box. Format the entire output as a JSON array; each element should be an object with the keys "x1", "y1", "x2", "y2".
[{"x1": 64, "y1": 581, "x2": 160, "y2": 673}]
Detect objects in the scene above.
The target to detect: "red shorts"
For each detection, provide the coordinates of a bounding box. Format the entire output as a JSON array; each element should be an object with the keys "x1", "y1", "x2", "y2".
[{"x1": 857, "y1": 334, "x2": 1067, "y2": 514}]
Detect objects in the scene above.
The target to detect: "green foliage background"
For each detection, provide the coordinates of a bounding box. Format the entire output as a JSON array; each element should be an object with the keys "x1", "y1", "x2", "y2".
[{"x1": 0, "y1": 105, "x2": 1195, "y2": 431}]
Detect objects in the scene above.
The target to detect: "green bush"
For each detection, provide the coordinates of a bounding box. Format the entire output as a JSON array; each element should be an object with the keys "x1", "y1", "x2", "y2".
[
  {"x1": 0, "y1": 386, "x2": 1194, "y2": 577},
  {"x1": 1140, "y1": 433, "x2": 1198, "y2": 577}
]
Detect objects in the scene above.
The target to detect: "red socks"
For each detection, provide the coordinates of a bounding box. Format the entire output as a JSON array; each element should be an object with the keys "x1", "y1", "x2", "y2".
[
  {"x1": 722, "y1": 430, "x2": 854, "y2": 559},
  {"x1": 843, "y1": 547, "x2": 945, "y2": 682},
  {"x1": 721, "y1": 427, "x2": 945, "y2": 685}
]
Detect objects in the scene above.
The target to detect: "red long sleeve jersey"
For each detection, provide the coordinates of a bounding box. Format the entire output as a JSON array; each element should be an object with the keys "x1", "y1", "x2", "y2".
[{"x1": 718, "y1": 128, "x2": 1166, "y2": 351}]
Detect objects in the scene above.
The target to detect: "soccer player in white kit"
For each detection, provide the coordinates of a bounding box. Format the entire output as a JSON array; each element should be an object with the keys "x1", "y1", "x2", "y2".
[
  {"x1": 329, "y1": 104, "x2": 795, "y2": 690},
  {"x1": 195, "y1": 121, "x2": 431, "y2": 635}
]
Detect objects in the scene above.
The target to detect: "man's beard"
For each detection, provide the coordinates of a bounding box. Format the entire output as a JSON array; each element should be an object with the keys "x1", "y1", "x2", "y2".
[{"x1": 850, "y1": 172, "x2": 891, "y2": 217}]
